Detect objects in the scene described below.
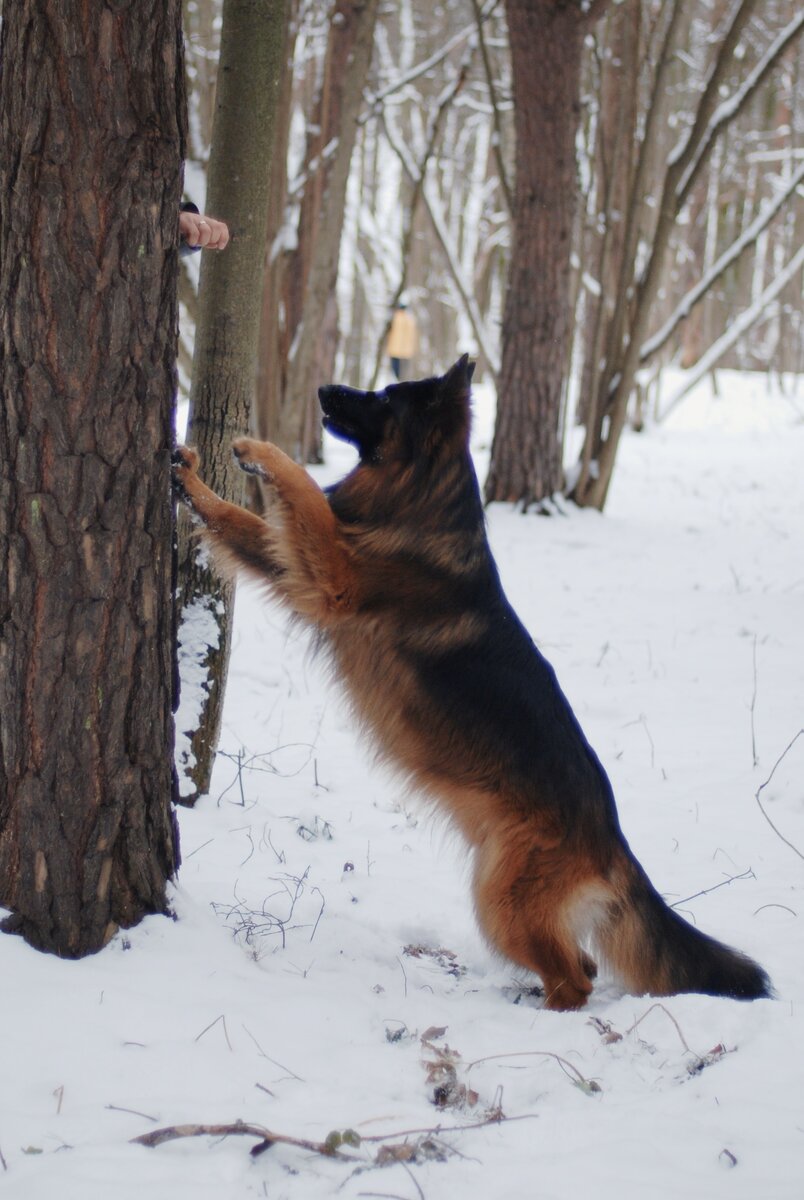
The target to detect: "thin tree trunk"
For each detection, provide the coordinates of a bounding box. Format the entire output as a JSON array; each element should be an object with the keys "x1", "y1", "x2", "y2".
[
  {"x1": 255, "y1": 12, "x2": 297, "y2": 444},
  {"x1": 573, "y1": 0, "x2": 804, "y2": 510},
  {"x1": 278, "y1": 0, "x2": 380, "y2": 461},
  {"x1": 577, "y1": 2, "x2": 640, "y2": 425},
  {"x1": 177, "y1": 0, "x2": 287, "y2": 803},
  {"x1": 0, "y1": 2, "x2": 183, "y2": 956}
]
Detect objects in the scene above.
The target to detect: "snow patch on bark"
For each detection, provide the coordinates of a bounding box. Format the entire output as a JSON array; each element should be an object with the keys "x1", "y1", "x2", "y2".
[{"x1": 175, "y1": 596, "x2": 224, "y2": 798}]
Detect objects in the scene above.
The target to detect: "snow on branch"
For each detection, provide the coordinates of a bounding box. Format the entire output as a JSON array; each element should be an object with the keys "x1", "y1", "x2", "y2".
[
  {"x1": 676, "y1": 9, "x2": 804, "y2": 205},
  {"x1": 380, "y1": 104, "x2": 500, "y2": 379},
  {"x1": 470, "y1": 0, "x2": 513, "y2": 213},
  {"x1": 422, "y1": 178, "x2": 501, "y2": 378},
  {"x1": 641, "y1": 159, "x2": 804, "y2": 364},
  {"x1": 665, "y1": 0, "x2": 758, "y2": 175},
  {"x1": 360, "y1": 0, "x2": 499, "y2": 123},
  {"x1": 659, "y1": 240, "x2": 804, "y2": 419}
]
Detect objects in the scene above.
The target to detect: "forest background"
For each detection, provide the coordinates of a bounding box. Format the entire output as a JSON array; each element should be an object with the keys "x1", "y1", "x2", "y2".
[
  {"x1": 181, "y1": 0, "x2": 803, "y2": 490},
  {"x1": 0, "y1": 0, "x2": 801, "y2": 971},
  {"x1": 174, "y1": 0, "x2": 803, "y2": 800},
  {"x1": 0, "y1": 5, "x2": 802, "y2": 1194}
]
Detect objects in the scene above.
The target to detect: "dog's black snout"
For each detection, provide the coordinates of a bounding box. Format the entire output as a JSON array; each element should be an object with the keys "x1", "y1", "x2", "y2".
[{"x1": 319, "y1": 383, "x2": 370, "y2": 413}]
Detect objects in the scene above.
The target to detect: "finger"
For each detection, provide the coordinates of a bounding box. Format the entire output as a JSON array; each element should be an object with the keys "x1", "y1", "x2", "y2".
[
  {"x1": 194, "y1": 219, "x2": 212, "y2": 247},
  {"x1": 205, "y1": 219, "x2": 230, "y2": 250}
]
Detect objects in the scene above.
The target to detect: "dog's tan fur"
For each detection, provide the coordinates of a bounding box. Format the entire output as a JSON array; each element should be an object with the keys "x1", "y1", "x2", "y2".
[{"x1": 172, "y1": 358, "x2": 770, "y2": 1010}]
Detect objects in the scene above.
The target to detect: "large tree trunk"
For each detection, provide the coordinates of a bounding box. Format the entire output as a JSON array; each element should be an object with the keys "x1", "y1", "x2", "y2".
[
  {"x1": 177, "y1": 0, "x2": 287, "y2": 803},
  {"x1": 0, "y1": 2, "x2": 183, "y2": 956},
  {"x1": 484, "y1": 0, "x2": 585, "y2": 508}
]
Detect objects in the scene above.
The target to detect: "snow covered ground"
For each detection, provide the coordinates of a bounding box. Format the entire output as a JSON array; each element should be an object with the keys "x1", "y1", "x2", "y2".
[{"x1": 2, "y1": 370, "x2": 803, "y2": 1199}]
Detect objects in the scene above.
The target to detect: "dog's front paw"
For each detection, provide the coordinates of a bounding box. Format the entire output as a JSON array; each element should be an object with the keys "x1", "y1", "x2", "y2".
[
  {"x1": 172, "y1": 445, "x2": 199, "y2": 473},
  {"x1": 232, "y1": 437, "x2": 273, "y2": 482},
  {"x1": 172, "y1": 445, "x2": 200, "y2": 503}
]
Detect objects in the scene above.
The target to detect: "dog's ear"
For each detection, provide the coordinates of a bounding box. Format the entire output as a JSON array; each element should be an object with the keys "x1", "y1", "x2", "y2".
[
  {"x1": 439, "y1": 353, "x2": 475, "y2": 402},
  {"x1": 424, "y1": 355, "x2": 474, "y2": 453}
]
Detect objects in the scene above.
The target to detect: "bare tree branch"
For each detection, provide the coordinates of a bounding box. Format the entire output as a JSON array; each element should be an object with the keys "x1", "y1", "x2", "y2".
[
  {"x1": 676, "y1": 7, "x2": 804, "y2": 206},
  {"x1": 369, "y1": 53, "x2": 473, "y2": 387},
  {"x1": 471, "y1": 0, "x2": 513, "y2": 213},
  {"x1": 574, "y1": 0, "x2": 801, "y2": 508},
  {"x1": 641, "y1": 160, "x2": 804, "y2": 364},
  {"x1": 667, "y1": 0, "x2": 761, "y2": 187},
  {"x1": 360, "y1": 0, "x2": 499, "y2": 122},
  {"x1": 381, "y1": 103, "x2": 500, "y2": 379},
  {"x1": 575, "y1": 0, "x2": 688, "y2": 501},
  {"x1": 659, "y1": 242, "x2": 804, "y2": 418}
]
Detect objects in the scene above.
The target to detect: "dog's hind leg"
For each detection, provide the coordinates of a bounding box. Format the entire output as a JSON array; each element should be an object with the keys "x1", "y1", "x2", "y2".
[
  {"x1": 232, "y1": 437, "x2": 357, "y2": 623},
  {"x1": 473, "y1": 832, "x2": 598, "y2": 1011}
]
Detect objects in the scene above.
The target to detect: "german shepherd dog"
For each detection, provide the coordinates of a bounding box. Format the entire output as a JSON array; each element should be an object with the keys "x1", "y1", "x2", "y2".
[{"x1": 172, "y1": 355, "x2": 771, "y2": 1010}]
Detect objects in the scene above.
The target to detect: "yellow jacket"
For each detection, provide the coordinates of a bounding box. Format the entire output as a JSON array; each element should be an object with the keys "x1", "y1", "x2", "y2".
[{"x1": 386, "y1": 309, "x2": 418, "y2": 359}]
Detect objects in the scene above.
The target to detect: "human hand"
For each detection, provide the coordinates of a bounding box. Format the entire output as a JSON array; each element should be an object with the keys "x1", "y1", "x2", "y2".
[{"x1": 179, "y1": 211, "x2": 230, "y2": 251}]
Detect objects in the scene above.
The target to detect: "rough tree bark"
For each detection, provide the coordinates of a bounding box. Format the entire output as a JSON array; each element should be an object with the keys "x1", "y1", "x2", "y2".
[
  {"x1": 484, "y1": 0, "x2": 590, "y2": 508},
  {"x1": 177, "y1": 0, "x2": 286, "y2": 803},
  {"x1": 0, "y1": 2, "x2": 183, "y2": 955}
]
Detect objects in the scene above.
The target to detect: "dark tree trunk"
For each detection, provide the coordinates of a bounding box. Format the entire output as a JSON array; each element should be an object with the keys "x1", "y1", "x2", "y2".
[
  {"x1": 485, "y1": 0, "x2": 585, "y2": 509},
  {"x1": 0, "y1": 2, "x2": 183, "y2": 956}
]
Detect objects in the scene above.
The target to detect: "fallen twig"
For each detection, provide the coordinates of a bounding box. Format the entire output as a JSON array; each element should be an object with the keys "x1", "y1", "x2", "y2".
[
  {"x1": 357, "y1": 1113, "x2": 533, "y2": 1143},
  {"x1": 465, "y1": 1050, "x2": 600, "y2": 1094},
  {"x1": 753, "y1": 903, "x2": 797, "y2": 917},
  {"x1": 106, "y1": 1104, "x2": 159, "y2": 1123},
  {"x1": 671, "y1": 866, "x2": 755, "y2": 909},
  {"x1": 358, "y1": 1193, "x2": 415, "y2": 1200},
  {"x1": 750, "y1": 634, "x2": 759, "y2": 768},
  {"x1": 398, "y1": 1158, "x2": 425, "y2": 1200},
  {"x1": 131, "y1": 1111, "x2": 536, "y2": 1164},
  {"x1": 194, "y1": 1013, "x2": 233, "y2": 1050},
  {"x1": 624, "y1": 1003, "x2": 697, "y2": 1059},
  {"x1": 131, "y1": 1120, "x2": 347, "y2": 1159},
  {"x1": 755, "y1": 731, "x2": 804, "y2": 861}
]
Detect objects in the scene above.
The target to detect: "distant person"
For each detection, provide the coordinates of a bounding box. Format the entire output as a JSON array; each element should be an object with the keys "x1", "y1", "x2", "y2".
[
  {"x1": 179, "y1": 202, "x2": 230, "y2": 255},
  {"x1": 386, "y1": 302, "x2": 418, "y2": 380}
]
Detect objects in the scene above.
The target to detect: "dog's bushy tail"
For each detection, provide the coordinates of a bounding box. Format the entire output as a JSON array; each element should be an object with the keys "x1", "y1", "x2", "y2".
[{"x1": 596, "y1": 851, "x2": 772, "y2": 1001}]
